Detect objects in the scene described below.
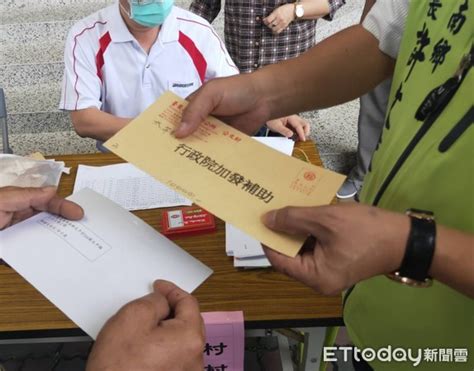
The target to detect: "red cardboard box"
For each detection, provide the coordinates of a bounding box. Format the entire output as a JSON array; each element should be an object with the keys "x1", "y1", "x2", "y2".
[{"x1": 162, "y1": 206, "x2": 216, "y2": 238}]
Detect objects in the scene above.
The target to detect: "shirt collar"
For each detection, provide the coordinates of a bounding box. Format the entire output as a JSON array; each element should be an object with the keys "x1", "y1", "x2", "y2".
[
  {"x1": 107, "y1": 2, "x2": 135, "y2": 43},
  {"x1": 158, "y1": 7, "x2": 179, "y2": 44},
  {"x1": 108, "y1": 4, "x2": 179, "y2": 44}
]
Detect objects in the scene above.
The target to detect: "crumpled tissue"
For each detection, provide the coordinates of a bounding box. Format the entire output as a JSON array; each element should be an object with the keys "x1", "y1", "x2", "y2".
[{"x1": 0, "y1": 154, "x2": 70, "y2": 188}]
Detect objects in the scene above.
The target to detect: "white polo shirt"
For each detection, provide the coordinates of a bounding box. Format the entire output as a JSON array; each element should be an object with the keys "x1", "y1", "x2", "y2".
[
  {"x1": 60, "y1": 4, "x2": 238, "y2": 118},
  {"x1": 362, "y1": 0, "x2": 409, "y2": 59}
]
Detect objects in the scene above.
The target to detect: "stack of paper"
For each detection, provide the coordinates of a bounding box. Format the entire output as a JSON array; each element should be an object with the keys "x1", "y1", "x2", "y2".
[
  {"x1": 225, "y1": 137, "x2": 295, "y2": 268},
  {"x1": 73, "y1": 163, "x2": 192, "y2": 211}
]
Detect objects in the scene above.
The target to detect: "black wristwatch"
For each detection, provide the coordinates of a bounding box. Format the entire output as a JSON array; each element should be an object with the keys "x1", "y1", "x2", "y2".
[{"x1": 387, "y1": 209, "x2": 436, "y2": 288}]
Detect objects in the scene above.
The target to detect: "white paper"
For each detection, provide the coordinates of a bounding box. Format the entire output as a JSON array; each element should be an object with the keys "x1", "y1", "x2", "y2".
[
  {"x1": 226, "y1": 223, "x2": 266, "y2": 258},
  {"x1": 233, "y1": 256, "x2": 271, "y2": 268},
  {"x1": 73, "y1": 163, "x2": 192, "y2": 210},
  {"x1": 226, "y1": 137, "x2": 294, "y2": 266},
  {"x1": 0, "y1": 188, "x2": 212, "y2": 339},
  {"x1": 251, "y1": 136, "x2": 295, "y2": 155}
]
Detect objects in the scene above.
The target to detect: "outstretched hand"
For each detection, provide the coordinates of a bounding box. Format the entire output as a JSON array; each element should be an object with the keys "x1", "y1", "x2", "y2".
[{"x1": 176, "y1": 75, "x2": 273, "y2": 138}]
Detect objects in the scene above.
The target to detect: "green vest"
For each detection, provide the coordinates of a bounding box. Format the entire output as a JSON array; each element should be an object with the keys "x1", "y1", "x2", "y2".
[{"x1": 344, "y1": 1, "x2": 474, "y2": 370}]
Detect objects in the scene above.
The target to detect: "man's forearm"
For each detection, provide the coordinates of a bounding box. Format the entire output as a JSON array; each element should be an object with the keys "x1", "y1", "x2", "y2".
[
  {"x1": 70, "y1": 108, "x2": 132, "y2": 142},
  {"x1": 376, "y1": 211, "x2": 474, "y2": 298},
  {"x1": 253, "y1": 25, "x2": 395, "y2": 120},
  {"x1": 430, "y1": 226, "x2": 474, "y2": 298},
  {"x1": 382, "y1": 216, "x2": 474, "y2": 298}
]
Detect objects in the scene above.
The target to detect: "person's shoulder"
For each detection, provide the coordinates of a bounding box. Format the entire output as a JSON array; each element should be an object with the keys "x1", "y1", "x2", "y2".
[
  {"x1": 172, "y1": 6, "x2": 225, "y2": 50},
  {"x1": 173, "y1": 6, "x2": 215, "y2": 32},
  {"x1": 66, "y1": 5, "x2": 115, "y2": 42}
]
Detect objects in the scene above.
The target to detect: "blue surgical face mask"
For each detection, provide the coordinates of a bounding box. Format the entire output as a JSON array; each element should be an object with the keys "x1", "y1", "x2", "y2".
[{"x1": 126, "y1": 0, "x2": 174, "y2": 28}]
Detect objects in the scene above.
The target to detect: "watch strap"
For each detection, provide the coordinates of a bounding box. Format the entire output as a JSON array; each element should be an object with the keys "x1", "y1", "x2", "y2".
[{"x1": 398, "y1": 213, "x2": 436, "y2": 281}]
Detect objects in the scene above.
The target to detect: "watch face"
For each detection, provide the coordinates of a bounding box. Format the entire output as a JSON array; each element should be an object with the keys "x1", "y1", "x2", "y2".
[{"x1": 296, "y1": 5, "x2": 304, "y2": 17}]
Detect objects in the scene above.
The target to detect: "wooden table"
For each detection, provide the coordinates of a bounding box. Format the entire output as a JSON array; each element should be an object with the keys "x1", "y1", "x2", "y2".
[{"x1": 0, "y1": 141, "x2": 343, "y2": 340}]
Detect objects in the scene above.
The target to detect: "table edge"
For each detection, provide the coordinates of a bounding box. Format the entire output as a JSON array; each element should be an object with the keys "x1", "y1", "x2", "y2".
[{"x1": 0, "y1": 317, "x2": 344, "y2": 340}]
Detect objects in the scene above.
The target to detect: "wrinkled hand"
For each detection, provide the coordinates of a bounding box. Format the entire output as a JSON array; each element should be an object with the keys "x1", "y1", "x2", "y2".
[
  {"x1": 176, "y1": 75, "x2": 272, "y2": 138},
  {"x1": 262, "y1": 203, "x2": 409, "y2": 295},
  {"x1": 264, "y1": 4, "x2": 296, "y2": 34},
  {"x1": 0, "y1": 186, "x2": 84, "y2": 230},
  {"x1": 266, "y1": 115, "x2": 310, "y2": 141},
  {"x1": 87, "y1": 280, "x2": 205, "y2": 371}
]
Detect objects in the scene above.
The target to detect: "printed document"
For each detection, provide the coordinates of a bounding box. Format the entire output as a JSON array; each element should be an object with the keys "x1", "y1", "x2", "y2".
[{"x1": 73, "y1": 163, "x2": 192, "y2": 210}]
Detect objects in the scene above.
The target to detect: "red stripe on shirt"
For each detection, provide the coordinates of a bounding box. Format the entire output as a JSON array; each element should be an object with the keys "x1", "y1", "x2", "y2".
[
  {"x1": 96, "y1": 31, "x2": 112, "y2": 82},
  {"x1": 176, "y1": 17, "x2": 239, "y2": 74},
  {"x1": 72, "y1": 21, "x2": 107, "y2": 110},
  {"x1": 178, "y1": 31, "x2": 207, "y2": 83},
  {"x1": 62, "y1": 67, "x2": 68, "y2": 109}
]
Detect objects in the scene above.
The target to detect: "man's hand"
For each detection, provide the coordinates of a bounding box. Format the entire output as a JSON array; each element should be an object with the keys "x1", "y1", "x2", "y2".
[
  {"x1": 264, "y1": 4, "x2": 296, "y2": 34},
  {"x1": 176, "y1": 75, "x2": 272, "y2": 138},
  {"x1": 266, "y1": 115, "x2": 310, "y2": 141},
  {"x1": 87, "y1": 280, "x2": 205, "y2": 371},
  {"x1": 262, "y1": 204, "x2": 409, "y2": 295},
  {"x1": 0, "y1": 186, "x2": 84, "y2": 230}
]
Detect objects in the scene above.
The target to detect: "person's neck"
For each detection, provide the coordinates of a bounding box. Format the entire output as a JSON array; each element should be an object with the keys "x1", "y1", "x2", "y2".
[{"x1": 120, "y1": 6, "x2": 160, "y2": 54}]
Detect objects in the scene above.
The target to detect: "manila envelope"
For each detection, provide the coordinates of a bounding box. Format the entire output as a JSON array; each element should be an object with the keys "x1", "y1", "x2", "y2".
[{"x1": 105, "y1": 91, "x2": 345, "y2": 257}]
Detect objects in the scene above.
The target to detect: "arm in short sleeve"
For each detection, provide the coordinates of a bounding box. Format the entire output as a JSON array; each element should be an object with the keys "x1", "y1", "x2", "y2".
[
  {"x1": 362, "y1": 0, "x2": 409, "y2": 59},
  {"x1": 59, "y1": 28, "x2": 102, "y2": 111},
  {"x1": 189, "y1": 0, "x2": 222, "y2": 24},
  {"x1": 204, "y1": 27, "x2": 240, "y2": 80}
]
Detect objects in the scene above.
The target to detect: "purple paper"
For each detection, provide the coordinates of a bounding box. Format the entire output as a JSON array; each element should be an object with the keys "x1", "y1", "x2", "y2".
[{"x1": 202, "y1": 311, "x2": 245, "y2": 371}]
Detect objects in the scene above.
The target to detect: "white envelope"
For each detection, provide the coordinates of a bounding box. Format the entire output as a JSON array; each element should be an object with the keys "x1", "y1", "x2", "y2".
[{"x1": 0, "y1": 188, "x2": 212, "y2": 339}]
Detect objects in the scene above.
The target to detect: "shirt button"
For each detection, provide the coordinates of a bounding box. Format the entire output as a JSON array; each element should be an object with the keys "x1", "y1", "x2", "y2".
[
  {"x1": 255, "y1": 41, "x2": 259, "y2": 46},
  {"x1": 256, "y1": 16, "x2": 260, "y2": 21},
  {"x1": 254, "y1": 63, "x2": 259, "y2": 68},
  {"x1": 146, "y1": 64, "x2": 151, "y2": 69}
]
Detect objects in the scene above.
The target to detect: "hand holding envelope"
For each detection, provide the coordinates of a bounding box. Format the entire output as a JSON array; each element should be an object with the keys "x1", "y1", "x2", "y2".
[
  {"x1": 87, "y1": 280, "x2": 205, "y2": 371},
  {"x1": 105, "y1": 91, "x2": 345, "y2": 257},
  {"x1": 0, "y1": 186, "x2": 83, "y2": 231}
]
